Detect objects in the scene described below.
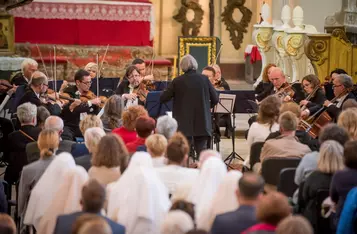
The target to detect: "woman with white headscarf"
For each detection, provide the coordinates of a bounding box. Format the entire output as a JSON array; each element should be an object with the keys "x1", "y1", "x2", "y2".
[
  {"x1": 160, "y1": 210, "x2": 194, "y2": 234},
  {"x1": 38, "y1": 166, "x2": 89, "y2": 234},
  {"x1": 188, "y1": 157, "x2": 227, "y2": 225},
  {"x1": 196, "y1": 170, "x2": 242, "y2": 231},
  {"x1": 24, "y1": 152, "x2": 76, "y2": 230},
  {"x1": 107, "y1": 152, "x2": 171, "y2": 234}
]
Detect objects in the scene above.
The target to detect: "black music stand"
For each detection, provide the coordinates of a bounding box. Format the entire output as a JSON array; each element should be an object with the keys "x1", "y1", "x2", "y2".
[
  {"x1": 145, "y1": 91, "x2": 172, "y2": 119},
  {"x1": 216, "y1": 91, "x2": 245, "y2": 166}
]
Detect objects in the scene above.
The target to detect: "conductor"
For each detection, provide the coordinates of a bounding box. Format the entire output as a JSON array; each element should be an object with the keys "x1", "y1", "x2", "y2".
[{"x1": 160, "y1": 54, "x2": 219, "y2": 157}]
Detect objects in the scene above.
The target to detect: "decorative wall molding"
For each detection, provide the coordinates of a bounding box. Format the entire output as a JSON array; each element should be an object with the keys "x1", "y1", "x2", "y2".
[{"x1": 173, "y1": 0, "x2": 204, "y2": 37}]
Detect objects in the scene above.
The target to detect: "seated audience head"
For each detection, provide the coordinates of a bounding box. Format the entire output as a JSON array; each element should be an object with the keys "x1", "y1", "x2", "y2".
[
  {"x1": 132, "y1": 58, "x2": 146, "y2": 77},
  {"x1": 102, "y1": 95, "x2": 123, "y2": 130},
  {"x1": 145, "y1": 134, "x2": 167, "y2": 158},
  {"x1": 257, "y1": 95, "x2": 281, "y2": 126},
  {"x1": 30, "y1": 71, "x2": 48, "y2": 94},
  {"x1": 0, "y1": 213, "x2": 16, "y2": 234},
  {"x1": 84, "y1": 62, "x2": 99, "y2": 79},
  {"x1": 72, "y1": 214, "x2": 110, "y2": 234},
  {"x1": 124, "y1": 65, "x2": 141, "y2": 86},
  {"x1": 330, "y1": 68, "x2": 347, "y2": 81},
  {"x1": 79, "y1": 115, "x2": 103, "y2": 136},
  {"x1": 180, "y1": 54, "x2": 198, "y2": 72},
  {"x1": 301, "y1": 74, "x2": 320, "y2": 94},
  {"x1": 91, "y1": 134, "x2": 129, "y2": 173},
  {"x1": 80, "y1": 179, "x2": 106, "y2": 213},
  {"x1": 338, "y1": 108, "x2": 357, "y2": 140},
  {"x1": 262, "y1": 63, "x2": 276, "y2": 83},
  {"x1": 122, "y1": 105, "x2": 148, "y2": 131},
  {"x1": 268, "y1": 67, "x2": 286, "y2": 88},
  {"x1": 170, "y1": 200, "x2": 195, "y2": 221},
  {"x1": 135, "y1": 116, "x2": 155, "y2": 138},
  {"x1": 276, "y1": 215, "x2": 313, "y2": 234},
  {"x1": 74, "y1": 69, "x2": 92, "y2": 93},
  {"x1": 237, "y1": 172, "x2": 264, "y2": 204},
  {"x1": 202, "y1": 66, "x2": 216, "y2": 83},
  {"x1": 256, "y1": 192, "x2": 291, "y2": 226},
  {"x1": 280, "y1": 102, "x2": 301, "y2": 121},
  {"x1": 44, "y1": 116, "x2": 64, "y2": 135},
  {"x1": 212, "y1": 64, "x2": 222, "y2": 80},
  {"x1": 185, "y1": 231, "x2": 208, "y2": 234},
  {"x1": 166, "y1": 132, "x2": 189, "y2": 165},
  {"x1": 198, "y1": 150, "x2": 221, "y2": 168},
  {"x1": 38, "y1": 129, "x2": 60, "y2": 159},
  {"x1": 84, "y1": 127, "x2": 106, "y2": 153},
  {"x1": 21, "y1": 58, "x2": 38, "y2": 79},
  {"x1": 17, "y1": 102, "x2": 37, "y2": 126},
  {"x1": 333, "y1": 74, "x2": 353, "y2": 97},
  {"x1": 343, "y1": 140, "x2": 357, "y2": 169},
  {"x1": 36, "y1": 106, "x2": 50, "y2": 129},
  {"x1": 342, "y1": 99, "x2": 357, "y2": 110},
  {"x1": 318, "y1": 140, "x2": 344, "y2": 174},
  {"x1": 156, "y1": 115, "x2": 178, "y2": 139},
  {"x1": 279, "y1": 111, "x2": 297, "y2": 134},
  {"x1": 160, "y1": 210, "x2": 194, "y2": 234},
  {"x1": 319, "y1": 123, "x2": 350, "y2": 146}
]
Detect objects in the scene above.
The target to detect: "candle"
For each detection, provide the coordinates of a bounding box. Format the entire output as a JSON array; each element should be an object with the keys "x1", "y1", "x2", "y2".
[{"x1": 173, "y1": 56, "x2": 177, "y2": 78}]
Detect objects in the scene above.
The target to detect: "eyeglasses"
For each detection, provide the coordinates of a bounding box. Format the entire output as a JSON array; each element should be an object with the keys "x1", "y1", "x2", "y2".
[
  {"x1": 332, "y1": 84, "x2": 343, "y2": 88},
  {"x1": 81, "y1": 81, "x2": 92, "y2": 85},
  {"x1": 302, "y1": 83, "x2": 311, "y2": 87},
  {"x1": 129, "y1": 74, "x2": 140, "y2": 79}
]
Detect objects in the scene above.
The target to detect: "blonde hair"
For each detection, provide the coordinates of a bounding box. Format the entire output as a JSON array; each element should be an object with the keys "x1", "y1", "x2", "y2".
[
  {"x1": 279, "y1": 111, "x2": 297, "y2": 131},
  {"x1": 318, "y1": 140, "x2": 344, "y2": 174},
  {"x1": 337, "y1": 108, "x2": 357, "y2": 140},
  {"x1": 280, "y1": 102, "x2": 301, "y2": 118},
  {"x1": 38, "y1": 129, "x2": 59, "y2": 159},
  {"x1": 79, "y1": 115, "x2": 103, "y2": 135},
  {"x1": 145, "y1": 134, "x2": 168, "y2": 157},
  {"x1": 276, "y1": 215, "x2": 313, "y2": 234},
  {"x1": 84, "y1": 127, "x2": 106, "y2": 153}
]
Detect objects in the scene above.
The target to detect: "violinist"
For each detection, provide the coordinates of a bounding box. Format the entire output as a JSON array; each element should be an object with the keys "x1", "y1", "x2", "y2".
[
  {"x1": 132, "y1": 58, "x2": 154, "y2": 82},
  {"x1": 300, "y1": 74, "x2": 326, "y2": 118},
  {"x1": 202, "y1": 66, "x2": 220, "y2": 89},
  {"x1": 60, "y1": 69, "x2": 102, "y2": 141},
  {"x1": 255, "y1": 63, "x2": 275, "y2": 102},
  {"x1": 212, "y1": 64, "x2": 230, "y2": 90},
  {"x1": 10, "y1": 58, "x2": 38, "y2": 86},
  {"x1": 17, "y1": 71, "x2": 62, "y2": 116},
  {"x1": 324, "y1": 68, "x2": 348, "y2": 100}
]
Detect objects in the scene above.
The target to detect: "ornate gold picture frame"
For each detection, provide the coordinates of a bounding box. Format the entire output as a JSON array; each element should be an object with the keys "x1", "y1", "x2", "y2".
[{"x1": 0, "y1": 14, "x2": 14, "y2": 55}]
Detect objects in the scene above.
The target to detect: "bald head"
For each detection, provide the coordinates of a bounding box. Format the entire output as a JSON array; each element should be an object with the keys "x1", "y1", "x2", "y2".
[
  {"x1": 238, "y1": 172, "x2": 265, "y2": 200},
  {"x1": 44, "y1": 116, "x2": 64, "y2": 133},
  {"x1": 268, "y1": 67, "x2": 286, "y2": 88},
  {"x1": 30, "y1": 71, "x2": 48, "y2": 86}
]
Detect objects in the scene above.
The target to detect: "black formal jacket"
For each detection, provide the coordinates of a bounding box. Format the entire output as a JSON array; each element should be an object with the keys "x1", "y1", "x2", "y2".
[
  {"x1": 255, "y1": 81, "x2": 274, "y2": 102},
  {"x1": 219, "y1": 77, "x2": 230, "y2": 90},
  {"x1": 60, "y1": 85, "x2": 100, "y2": 128},
  {"x1": 160, "y1": 69, "x2": 219, "y2": 137},
  {"x1": 10, "y1": 72, "x2": 28, "y2": 86},
  {"x1": 4, "y1": 125, "x2": 41, "y2": 184},
  {"x1": 17, "y1": 87, "x2": 61, "y2": 116},
  {"x1": 305, "y1": 88, "x2": 326, "y2": 115},
  {"x1": 115, "y1": 78, "x2": 145, "y2": 106}
]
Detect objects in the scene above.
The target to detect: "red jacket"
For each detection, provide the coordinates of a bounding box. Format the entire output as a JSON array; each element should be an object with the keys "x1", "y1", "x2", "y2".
[
  {"x1": 126, "y1": 137, "x2": 146, "y2": 153},
  {"x1": 112, "y1": 127, "x2": 137, "y2": 144}
]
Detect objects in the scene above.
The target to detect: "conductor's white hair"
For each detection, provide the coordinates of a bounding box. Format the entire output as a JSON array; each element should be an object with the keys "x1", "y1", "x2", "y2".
[
  {"x1": 156, "y1": 116, "x2": 178, "y2": 139},
  {"x1": 180, "y1": 54, "x2": 198, "y2": 72},
  {"x1": 160, "y1": 210, "x2": 194, "y2": 234},
  {"x1": 84, "y1": 127, "x2": 106, "y2": 153},
  {"x1": 44, "y1": 116, "x2": 64, "y2": 132},
  {"x1": 21, "y1": 58, "x2": 38, "y2": 73},
  {"x1": 17, "y1": 102, "x2": 37, "y2": 124}
]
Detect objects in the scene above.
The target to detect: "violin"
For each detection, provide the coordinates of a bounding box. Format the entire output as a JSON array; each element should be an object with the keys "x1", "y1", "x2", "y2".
[
  {"x1": 213, "y1": 79, "x2": 225, "y2": 91},
  {"x1": 275, "y1": 81, "x2": 297, "y2": 100},
  {"x1": 300, "y1": 85, "x2": 320, "y2": 112},
  {"x1": 0, "y1": 79, "x2": 14, "y2": 94},
  {"x1": 79, "y1": 90, "x2": 108, "y2": 108},
  {"x1": 132, "y1": 80, "x2": 156, "y2": 103}
]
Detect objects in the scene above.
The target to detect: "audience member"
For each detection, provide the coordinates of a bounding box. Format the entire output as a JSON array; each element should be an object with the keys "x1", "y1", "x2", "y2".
[
  {"x1": 77, "y1": 216, "x2": 113, "y2": 234},
  {"x1": 0, "y1": 213, "x2": 16, "y2": 234},
  {"x1": 156, "y1": 132, "x2": 199, "y2": 195},
  {"x1": 54, "y1": 179, "x2": 125, "y2": 234},
  {"x1": 36, "y1": 106, "x2": 50, "y2": 129},
  {"x1": 126, "y1": 116, "x2": 155, "y2": 153},
  {"x1": 75, "y1": 127, "x2": 106, "y2": 171},
  {"x1": 161, "y1": 210, "x2": 194, "y2": 234},
  {"x1": 101, "y1": 95, "x2": 123, "y2": 133},
  {"x1": 18, "y1": 129, "x2": 60, "y2": 228},
  {"x1": 276, "y1": 216, "x2": 313, "y2": 234},
  {"x1": 5, "y1": 102, "x2": 41, "y2": 184},
  {"x1": 156, "y1": 115, "x2": 178, "y2": 139},
  {"x1": 342, "y1": 98, "x2": 357, "y2": 110},
  {"x1": 197, "y1": 170, "x2": 242, "y2": 231},
  {"x1": 107, "y1": 152, "x2": 170, "y2": 234},
  {"x1": 145, "y1": 134, "x2": 167, "y2": 167},
  {"x1": 170, "y1": 200, "x2": 195, "y2": 221},
  {"x1": 301, "y1": 140, "x2": 344, "y2": 231},
  {"x1": 331, "y1": 140, "x2": 357, "y2": 227},
  {"x1": 89, "y1": 134, "x2": 129, "y2": 185},
  {"x1": 336, "y1": 187, "x2": 357, "y2": 234},
  {"x1": 211, "y1": 173, "x2": 264, "y2": 234},
  {"x1": 112, "y1": 105, "x2": 148, "y2": 144},
  {"x1": 72, "y1": 115, "x2": 103, "y2": 157},
  {"x1": 26, "y1": 116, "x2": 75, "y2": 163},
  {"x1": 337, "y1": 108, "x2": 357, "y2": 140},
  {"x1": 242, "y1": 192, "x2": 291, "y2": 234}
]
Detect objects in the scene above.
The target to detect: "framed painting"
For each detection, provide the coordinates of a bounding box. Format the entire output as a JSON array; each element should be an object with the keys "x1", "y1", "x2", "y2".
[{"x1": 0, "y1": 14, "x2": 14, "y2": 55}]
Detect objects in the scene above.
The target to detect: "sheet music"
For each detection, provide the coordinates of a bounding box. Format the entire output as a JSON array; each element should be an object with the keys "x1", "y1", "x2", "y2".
[{"x1": 214, "y1": 93, "x2": 235, "y2": 114}]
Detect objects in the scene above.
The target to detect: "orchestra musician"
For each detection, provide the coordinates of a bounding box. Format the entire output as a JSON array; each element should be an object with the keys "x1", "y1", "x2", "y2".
[
  {"x1": 254, "y1": 63, "x2": 276, "y2": 102},
  {"x1": 212, "y1": 64, "x2": 230, "y2": 90},
  {"x1": 115, "y1": 65, "x2": 143, "y2": 106},
  {"x1": 60, "y1": 69, "x2": 102, "y2": 141},
  {"x1": 300, "y1": 74, "x2": 326, "y2": 118},
  {"x1": 324, "y1": 68, "x2": 348, "y2": 101},
  {"x1": 17, "y1": 71, "x2": 62, "y2": 116},
  {"x1": 10, "y1": 58, "x2": 38, "y2": 86},
  {"x1": 132, "y1": 58, "x2": 154, "y2": 82}
]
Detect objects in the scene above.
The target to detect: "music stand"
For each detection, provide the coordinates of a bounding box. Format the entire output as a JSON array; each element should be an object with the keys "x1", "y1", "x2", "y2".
[
  {"x1": 214, "y1": 93, "x2": 244, "y2": 166},
  {"x1": 145, "y1": 91, "x2": 173, "y2": 119}
]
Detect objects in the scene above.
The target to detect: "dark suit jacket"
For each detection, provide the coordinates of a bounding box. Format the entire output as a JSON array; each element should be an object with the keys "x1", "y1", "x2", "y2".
[
  {"x1": 75, "y1": 154, "x2": 91, "y2": 171},
  {"x1": 160, "y1": 69, "x2": 219, "y2": 137},
  {"x1": 54, "y1": 211, "x2": 125, "y2": 234},
  {"x1": 255, "y1": 81, "x2": 274, "y2": 102},
  {"x1": 305, "y1": 88, "x2": 326, "y2": 115},
  {"x1": 10, "y1": 72, "x2": 28, "y2": 86},
  {"x1": 4, "y1": 125, "x2": 41, "y2": 183},
  {"x1": 18, "y1": 87, "x2": 61, "y2": 116},
  {"x1": 26, "y1": 139, "x2": 75, "y2": 163},
  {"x1": 211, "y1": 205, "x2": 257, "y2": 234},
  {"x1": 71, "y1": 143, "x2": 89, "y2": 158}
]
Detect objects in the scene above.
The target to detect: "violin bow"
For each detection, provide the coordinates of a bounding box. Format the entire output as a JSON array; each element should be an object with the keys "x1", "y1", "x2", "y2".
[
  {"x1": 212, "y1": 43, "x2": 223, "y2": 66},
  {"x1": 96, "y1": 52, "x2": 99, "y2": 98},
  {"x1": 36, "y1": 44, "x2": 50, "y2": 79},
  {"x1": 98, "y1": 44, "x2": 109, "y2": 75},
  {"x1": 53, "y1": 46, "x2": 57, "y2": 94}
]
